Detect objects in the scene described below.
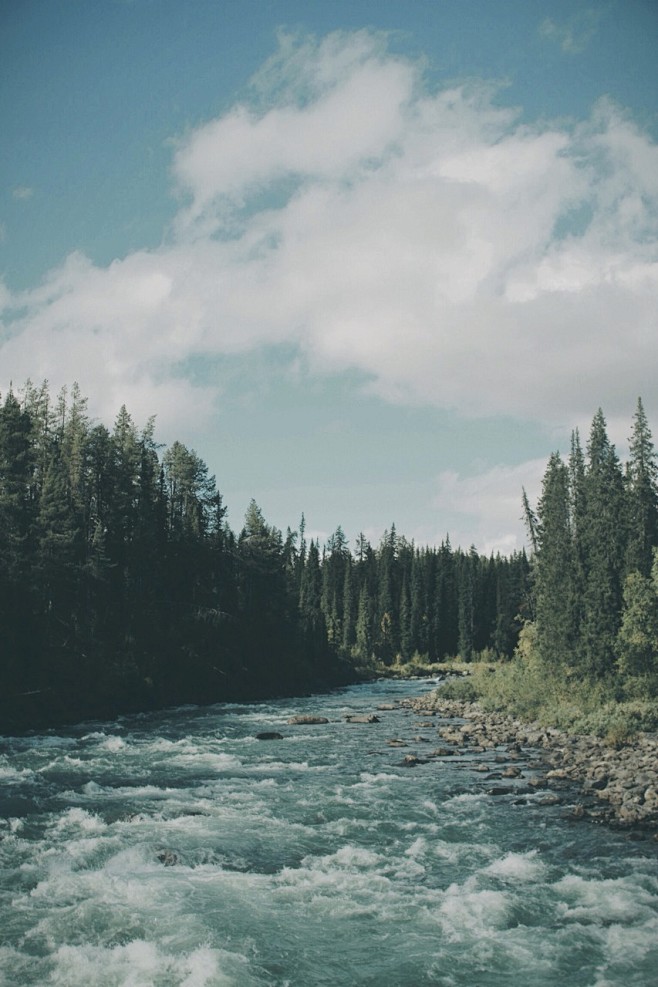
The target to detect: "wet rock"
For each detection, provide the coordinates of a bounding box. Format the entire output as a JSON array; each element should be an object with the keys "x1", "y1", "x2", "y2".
[
  {"x1": 157, "y1": 849, "x2": 179, "y2": 866},
  {"x1": 402, "y1": 690, "x2": 658, "y2": 832},
  {"x1": 537, "y1": 794, "x2": 562, "y2": 806},
  {"x1": 345, "y1": 714, "x2": 381, "y2": 724},
  {"x1": 583, "y1": 775, "x2": 608, "y2": 791},
  {"x1": 287, "y1": 715, "x2": 329, "y2": 725},
  {"x1": 501, "y1": 766, "x2": 523, "y2": 779},
  {"x1": 400, "y1": 754, "x2": 427, "y2": 767},
  {"x1": 387, "y1": 738, "x2": 408, "y2": 747},
  {"x1": 376, "y1": 703, "x2": 398, "y2": 711},
  {"x1": 487, "y1": 786, "x2": 516, "y2": 796},
  {"x1": 256, "y1": 732, "x2": 284, "y2": 740}
]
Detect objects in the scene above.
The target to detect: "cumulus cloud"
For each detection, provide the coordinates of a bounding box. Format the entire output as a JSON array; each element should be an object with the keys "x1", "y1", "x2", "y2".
[
  {"x1": 433, "y1": 459, "x2": 547, "y2": 555},
  {"x1": 1, "y1": 29, "x2": 657, "y2": 437}
]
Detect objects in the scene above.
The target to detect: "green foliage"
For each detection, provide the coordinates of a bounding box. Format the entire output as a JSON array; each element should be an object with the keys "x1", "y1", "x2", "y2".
[
  {"x1": 436, "y1": 675, "x2": 479, "y2": 702},
  {"x1": 0, "y1": 381, "x2": 533, "y2": 732},
  {"x1": 529, "y1": 402, "x2": 658, "y2": 690},
  {"x1": 617, "y1": 568, "x2": 658, "y2": 679}
]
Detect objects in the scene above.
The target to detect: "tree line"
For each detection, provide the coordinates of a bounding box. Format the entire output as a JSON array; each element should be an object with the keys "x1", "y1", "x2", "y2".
[
  {"x1": 0, "y1": 381, "x2": 530, "y2": 731},
  {"x1": 525, "y1": 398, "x2": 658, "y2": 692}
]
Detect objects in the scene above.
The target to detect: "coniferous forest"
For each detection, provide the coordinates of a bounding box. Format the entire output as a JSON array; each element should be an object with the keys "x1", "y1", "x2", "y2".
[
  {"x1": 523, "y1": 398, "x2": 658, "y2": 691},
  {"x1": 451, "y1": 397, "x2": 658, "y2": 738},
  {"x1": 0, "y1": 382, "x2": 531, "y2": 732}
]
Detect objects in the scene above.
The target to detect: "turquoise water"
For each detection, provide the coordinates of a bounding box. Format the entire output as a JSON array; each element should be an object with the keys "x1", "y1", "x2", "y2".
[{"x1": 1, "y1": 679, "x2": 657, "y2": 986}]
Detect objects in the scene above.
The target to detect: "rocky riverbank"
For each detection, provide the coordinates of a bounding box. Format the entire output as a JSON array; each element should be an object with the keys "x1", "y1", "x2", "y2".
[{"x1": 402, "y1": 693, "x2": 658, "y2": 834}]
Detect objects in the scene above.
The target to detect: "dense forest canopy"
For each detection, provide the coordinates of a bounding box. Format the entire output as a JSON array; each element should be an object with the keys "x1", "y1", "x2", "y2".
[
  {"x1": 523, "y1": 397, "x2": 658, "y2": 696},
  {"x1": 0, "y1": 381, "x2": 530, "y2": 731}
]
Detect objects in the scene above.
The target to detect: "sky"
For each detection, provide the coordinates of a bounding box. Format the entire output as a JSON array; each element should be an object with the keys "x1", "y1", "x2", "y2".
[{"x1": 1, "y1": 0, "x2": 657, "y2": 555}]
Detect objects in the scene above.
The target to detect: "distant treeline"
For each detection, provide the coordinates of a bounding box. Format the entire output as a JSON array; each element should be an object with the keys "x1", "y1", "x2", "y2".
[{"x1": 0, "y1": 381, "x2": 530, "y2": 731}]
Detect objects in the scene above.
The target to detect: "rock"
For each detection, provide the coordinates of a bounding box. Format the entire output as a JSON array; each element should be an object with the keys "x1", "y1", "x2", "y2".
[
  {"x1": 387, "y1": 738, "x2": 408, "y2": 747},
  {"x1": 157, "y1": 849, "x2": 179, "y2": 866},
  {"x1": 583, "y1": 775, "x2": 609, "y2": 791},
  {"x1": 487, "y1": 786, "x2": 516, "y2": 796},
  {"x1": 402, "y1": 690, "x2": 658, "y2": 833},
  {"x1": 431, "y1": 747, "x2": 459, "y2": 757},
  {"x1": 400, "y1": 754, "x2": 427, "y2": 767},
  {"x1": 287, "y1": 715, "x2": 329, "y2": 725},
  {"x1": 376, "y1": 703, "x2": 398, "y2": 711},
  {"x1": 345, "y1": 714, "x2": 381, "y2": 723},
  {"x1": 501, "y1": 766, "x2": 523, "y2": 779},
  {"x1": 256, "y1": 732, "x2": 284, "y2": 740},
  {"x1": 538, "y1": 794, "x2": 562, "y2": 806}
]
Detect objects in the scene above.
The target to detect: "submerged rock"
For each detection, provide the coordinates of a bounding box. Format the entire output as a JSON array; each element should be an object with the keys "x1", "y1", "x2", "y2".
[
  {"x1": 256, "y1": 731, "x2": 284, "y2": 740},
  {"x1": 157, "y1": 849, "x2": 179, "y2": 867},
  {"x1": 287, "y1": 715, "x2": 329, "y2": 725}
]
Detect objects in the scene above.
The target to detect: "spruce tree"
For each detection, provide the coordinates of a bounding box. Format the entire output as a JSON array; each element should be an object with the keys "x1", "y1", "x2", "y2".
[
  {"x1": 580, "y1": 410, "x2": 627, "y2": 678},
  {"x1": 534, "y1": 453, "x2": 576, "y2": 668},
  {"x1": 625, "y1": 397, "x2": 658, "y2": 577}
]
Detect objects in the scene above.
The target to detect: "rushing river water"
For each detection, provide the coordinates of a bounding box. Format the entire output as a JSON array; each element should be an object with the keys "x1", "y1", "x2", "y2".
[{"x1": 1, "y1": 678, "x2": 657, "y2": 986}]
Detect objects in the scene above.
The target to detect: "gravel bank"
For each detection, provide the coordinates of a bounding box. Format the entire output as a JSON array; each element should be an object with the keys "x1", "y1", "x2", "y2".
[{"x1": 402, "y1": 693, "x2": 658, "y2": 835}]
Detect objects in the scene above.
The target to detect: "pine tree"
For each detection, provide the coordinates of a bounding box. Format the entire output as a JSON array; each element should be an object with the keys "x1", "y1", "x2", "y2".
[
  {"x1": 534, "y1": 453, "x2": 576, "y2": 668},
  {"x1": 625, "y1": 397, "x2": 658, "y2": 577},
  {"x1": 580, "y1": 410, "x2": 628, "y2": 677}
]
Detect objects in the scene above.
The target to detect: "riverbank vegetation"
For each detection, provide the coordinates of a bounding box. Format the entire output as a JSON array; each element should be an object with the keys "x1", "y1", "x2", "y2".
[
  {"x1": 0, "y1": 381, "x2": 530, "y2": 732},
  {"x1": 4, "y1": 381, "x2": 655, "y2": 737},
  {"x1": 439, "y1": 400, "x2": 658, "y2": 742}
]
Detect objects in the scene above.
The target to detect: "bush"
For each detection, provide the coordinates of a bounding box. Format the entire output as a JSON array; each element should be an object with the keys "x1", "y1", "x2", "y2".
[{"x1": 436, "y1": 675, "x2": 480, "y2": 702}]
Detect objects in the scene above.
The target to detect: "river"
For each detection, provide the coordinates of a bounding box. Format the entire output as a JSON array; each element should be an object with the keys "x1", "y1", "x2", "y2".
[{"x1": 1, "y1": 678, "x2": 657, "y2": 986}]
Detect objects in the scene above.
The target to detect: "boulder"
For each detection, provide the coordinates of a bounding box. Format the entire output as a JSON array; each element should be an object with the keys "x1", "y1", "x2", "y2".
[
  {"x1": 256, "y1": 732, "x2": 284, "y2": 740},
  {"x1": 345, "y1": 714, "x2": 381, "y2": 724},
  {"x1": 157, "y1": 849, "x2": 179, "y2": 867}
]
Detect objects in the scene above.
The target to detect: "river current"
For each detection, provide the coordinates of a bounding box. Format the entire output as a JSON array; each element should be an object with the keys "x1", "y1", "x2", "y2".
[{"x1": 1, "y1": 678, "x2": 657, "y2": 986}]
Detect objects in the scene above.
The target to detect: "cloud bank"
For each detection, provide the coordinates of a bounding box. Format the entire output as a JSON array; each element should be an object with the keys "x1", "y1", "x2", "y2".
[{"x1": 2, "y1": 29, "x2": 657, "y2": 439}]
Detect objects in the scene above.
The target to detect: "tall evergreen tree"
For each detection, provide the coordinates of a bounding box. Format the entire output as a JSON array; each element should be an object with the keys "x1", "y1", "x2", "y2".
[
  {"x1": 580, "y1": 409, "x2": 627, "y2": 677},
  {"x1": 625, "y1": 397, "x2": 658, "y2": 577},
  {"x1": 534, "y1": 453, "x2": 576, "y2": 668}
]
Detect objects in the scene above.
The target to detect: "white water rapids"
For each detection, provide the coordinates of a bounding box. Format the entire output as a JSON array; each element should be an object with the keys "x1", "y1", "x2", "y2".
[{"x1": 1, "y1": 679, "x2": 657, "y2": 986}]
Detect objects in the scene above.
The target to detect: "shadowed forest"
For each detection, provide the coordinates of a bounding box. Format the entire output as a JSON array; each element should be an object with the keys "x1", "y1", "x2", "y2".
[
  {"x1": 0, "y1": 382, "x2": 530, "y2": 731},
  {"x1": 3, "y1": 382, "x2": 657, "y2": 735}
]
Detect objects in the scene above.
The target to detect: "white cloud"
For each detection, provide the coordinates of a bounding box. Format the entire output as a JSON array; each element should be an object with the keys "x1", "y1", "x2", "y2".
[
  {"x1": 539, "y1": 10, "x2": 601, "y2": 55},
  {"x1": 11, "y1": 185, "x2": 34, "y2": 201},
  {"x1": 433, "y1": 459, "x2": 547, "y2": 555},
  {"x1": 1, "y1": 30, "x2": 657, "y2": 444}
]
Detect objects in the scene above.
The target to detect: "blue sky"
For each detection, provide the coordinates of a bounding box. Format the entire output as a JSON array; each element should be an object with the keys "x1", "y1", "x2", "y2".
[{"x1": 1, "y1": 0, "x2": 657, "y2": 553}]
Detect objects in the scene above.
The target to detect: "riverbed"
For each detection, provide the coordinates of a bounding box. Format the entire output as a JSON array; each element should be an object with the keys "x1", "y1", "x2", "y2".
[{"x1": 1, "y1": 678, "x2": 657, "y2": 986}]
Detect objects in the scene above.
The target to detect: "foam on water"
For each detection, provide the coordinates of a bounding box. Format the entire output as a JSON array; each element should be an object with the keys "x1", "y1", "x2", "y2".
[
  {"x1": 483, "y1": 849, "x2": 547, "y2": 883},
  {"x1": 2, "y1": 679, "x2": 658, "y2": 986},
  {"x1": 46, "y1": 941, "x2": 248, "y2": 987},
  {"x1": 554, "y1": 873, "x2": 658, "y2": 925}
]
